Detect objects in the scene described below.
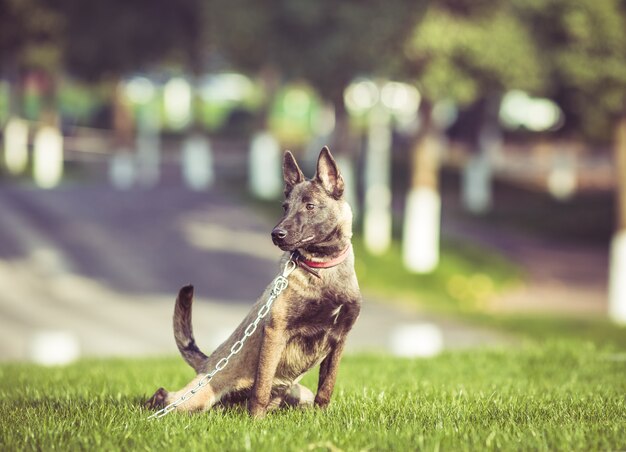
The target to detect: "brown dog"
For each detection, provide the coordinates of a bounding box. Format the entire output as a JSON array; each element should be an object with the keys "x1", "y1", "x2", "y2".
[{"x1": 146, "y1": 147, "x2": 361, "y2": 418}]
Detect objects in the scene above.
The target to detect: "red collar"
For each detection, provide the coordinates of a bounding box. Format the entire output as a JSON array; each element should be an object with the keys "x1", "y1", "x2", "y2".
[{"x1": 294, "y1": 245, "x2": 351, "y2": 278}]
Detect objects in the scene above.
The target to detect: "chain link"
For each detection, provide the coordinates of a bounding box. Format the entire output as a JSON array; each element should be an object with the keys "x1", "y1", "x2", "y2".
[{"x1": 148, "y1": 255, "x2": 297, "y2": 420}]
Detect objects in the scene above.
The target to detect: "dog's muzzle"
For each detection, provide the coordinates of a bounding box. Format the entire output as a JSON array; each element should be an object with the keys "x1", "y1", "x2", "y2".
[{"x1": 271, "y1": 227, "x2": 288, "y2": 245}]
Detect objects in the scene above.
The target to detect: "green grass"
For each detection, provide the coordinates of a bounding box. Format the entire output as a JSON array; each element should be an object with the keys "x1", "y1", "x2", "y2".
[
  {"x1": 352, "y1": 237, "x2": 522, "y2": 312},
  {"x1": 471, "y1": 312, "x2": 626, "y2": 350},
  {"x1": 1, "y1": 342, "x2": 624, "y2": 451}
]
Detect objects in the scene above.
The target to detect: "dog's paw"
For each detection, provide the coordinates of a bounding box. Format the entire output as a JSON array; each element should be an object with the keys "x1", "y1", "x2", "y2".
[
  {"x1": 314, "y1": 395, "x2": 331, "y2": 409},
  {"x1": 145, "y1": 387, "x2": 168, "y2": 410},
  {"x1": 283, "y1": 383, "x2": 314, "y2": 408},
  {"x1": 248, "y1": 403, "x2": 267, "y2": 419}
]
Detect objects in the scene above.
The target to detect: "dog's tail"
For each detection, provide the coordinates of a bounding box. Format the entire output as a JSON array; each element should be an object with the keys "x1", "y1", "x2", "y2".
[{"x1": 173, "y1": 285, "x2": 209, "y2": 373}]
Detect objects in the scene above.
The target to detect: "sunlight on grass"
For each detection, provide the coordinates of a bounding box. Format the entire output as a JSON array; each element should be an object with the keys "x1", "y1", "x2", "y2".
[{"x1": 352, "y1": 237, "x2": 522, "y2": 311}]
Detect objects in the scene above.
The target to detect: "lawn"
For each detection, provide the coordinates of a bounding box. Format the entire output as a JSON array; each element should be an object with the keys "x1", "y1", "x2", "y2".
[{"x1": 1, "y1": 340, "x2": 625, "y2": 451}]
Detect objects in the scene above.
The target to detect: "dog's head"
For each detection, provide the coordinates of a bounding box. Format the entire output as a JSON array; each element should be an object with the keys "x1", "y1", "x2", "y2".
[{"x1": 271, "y1": 147, "x2": 353, "y2": 253}]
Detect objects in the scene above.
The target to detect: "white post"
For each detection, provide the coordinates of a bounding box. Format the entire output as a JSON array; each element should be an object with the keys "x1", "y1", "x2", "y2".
[
  {"x1": 108, "y1": 148, "x2": 136, "y2": 190},
  {"x1": 3, "y1": 117, "x2": 29, "y2": 175},
  {"x1": 402, "y1": 186, "x2": 441, "y2": 273},
  {"x1": 249, "y1": 131, "x2": 282, "y2": 200},
  {"x1": 609, "y1": 230, "x2": 626, "y2": 324},
  {"x1": 182, "y1": 133, "x2": 214, "y2": 191},
  {"x1": 462, "y1": 153, "x2": 492, "y2": 214},
  {"x1": 611, "y1": 116, "x2": 626, "y2": 324},
  {"x1": 389, "y1": 323, "x2": 444, "y2": 357},
  {"x1": 29, "y1": 330, "x2": 80, "y2": 366},
  {"x1": 403, "y1": 131, "x2": 442, "y2": 273},
  {"x1": 547, "y1": 151, "x2": 577, "y2": 200},
  {"x1": 163, "y1": 77, "x2": 192, "y2": 130},
  {"x1": 33, "y1": 125, "x2": 63, "y2": 189},
  {"x1": 363, "y1": 102, "x2": 392, "y2": 255}
]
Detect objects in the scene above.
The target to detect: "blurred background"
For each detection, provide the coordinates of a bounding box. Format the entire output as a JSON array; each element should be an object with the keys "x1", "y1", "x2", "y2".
[{"x1": 1, "y1": 0, "x2": 625, "y2": 365}]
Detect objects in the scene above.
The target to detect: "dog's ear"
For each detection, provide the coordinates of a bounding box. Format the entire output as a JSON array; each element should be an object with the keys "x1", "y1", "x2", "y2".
[
  {"x1": 315, "y1": 146, "x2": 344, "y2": 199},
  {"x1": 283, "y1": 150, "x2": 304, "y2": 196}
]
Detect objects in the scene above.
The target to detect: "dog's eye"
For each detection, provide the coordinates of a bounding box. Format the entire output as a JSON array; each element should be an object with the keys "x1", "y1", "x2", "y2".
[{"x1": 306, "y1": 203, "x2": 315, "y2": 211}]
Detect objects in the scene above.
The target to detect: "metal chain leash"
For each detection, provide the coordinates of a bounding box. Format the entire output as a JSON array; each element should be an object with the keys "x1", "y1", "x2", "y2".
[{"x1": 147, "y1": 254, "x2": 298, "y2": 420}]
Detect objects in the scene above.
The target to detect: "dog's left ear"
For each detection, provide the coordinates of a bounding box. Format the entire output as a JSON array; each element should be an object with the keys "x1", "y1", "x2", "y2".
[
  {"x1": 283, "y1": 150, "x2": 305, "y2": 197},
  {"x1": 315, "y1": 146, "x2": 344, "y2": 199}
]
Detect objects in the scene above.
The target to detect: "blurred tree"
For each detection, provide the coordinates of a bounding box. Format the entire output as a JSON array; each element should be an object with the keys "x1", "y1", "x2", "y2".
[
  {"x1": 512, "y1": 0, "x2": 626, "y2": 322},
  {"x1": 211, "y1": 0, "x2": 427, "y2": 151},
  {"x1": 407, "y1": 0, "x2": 545, "y2": 107},
  {"x1": 406, "y1": 0, "x2": 546, "y2": 192},
  {"x1": 59, "y1": 0, "x2": 204, "y2": 81},
  {"x1": 401, "y1": 0, "x2": 546, "y2": 271},
  {"x1": 0, "y1": 0, "x2": 63, "y2": 116},
  {"x1": 513, "y1": 0, "x2": 626, "y2": 143},
  {"x1": 57, "y1": 0, "x2": 205, "y2": 142}
]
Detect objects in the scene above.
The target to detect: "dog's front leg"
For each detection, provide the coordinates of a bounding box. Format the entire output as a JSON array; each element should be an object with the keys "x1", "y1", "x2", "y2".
[
  {"x1": 249, "y1": 323, "x2": 287, "y2": 418},
  {"x1": 315, "y1": 337, "x2": 347, "y2": 408}
]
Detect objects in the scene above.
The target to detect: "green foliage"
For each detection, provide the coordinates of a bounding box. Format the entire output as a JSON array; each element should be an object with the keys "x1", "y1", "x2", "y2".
[
  {"x1": 0, "y1": 0, "x2": 63, "y2": 71},
  {"x1": 0, "y1": 341, "x2": 624, "y2": 451},
  {"x1": 0, "y1": 81, "x2": 8, "y2": 122},
  {"x1": 56, "y1": 0, "x2": 205, "y2": 80},
  {"x1": 269, "y1": 83, "x2": 322, "y2": 146},
  {"x1": 405, "y1": 0, "x2": 546, "y2": 105},
  {"x1": 57, "y1": 80, "x2": 105, "y2": 124},
  {"x1": 513, "y1": 0, "x2": 626, "y2": 140},
  {"x1": 476, "y1": 313, "x2": 626, "y2": 350},
  {"x1": 211, "y1": 0, "x2": 428, "y2": 105}
]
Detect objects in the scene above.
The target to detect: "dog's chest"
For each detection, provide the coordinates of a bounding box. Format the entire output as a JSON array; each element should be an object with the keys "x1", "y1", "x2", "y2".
[{"x1": 287, "y1": 291, "x2": 358, "y2": 333}]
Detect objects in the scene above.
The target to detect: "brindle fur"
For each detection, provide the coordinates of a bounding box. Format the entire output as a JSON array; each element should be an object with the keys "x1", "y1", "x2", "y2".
[{"x1": 145, "y1": 147, "x2": 361, "y2": 418}]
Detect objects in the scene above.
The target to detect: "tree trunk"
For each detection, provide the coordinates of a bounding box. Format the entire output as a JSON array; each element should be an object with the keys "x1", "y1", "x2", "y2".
[
  {"x1": 403, "y1": 104, "x2": 442, "y2": 273},
  {"x1": 110, "y1": 79, "x2": 134, "y2": 149},
  {"x1": 256, "y1": 65, "x2": 281, "y2": 131},
  {"x1": 362, "y1": 100, "x2": 392, "y2": 255},
  {"x1": 248, "y1": 65, "x2": 282, "y2": 200},
  {"x1": 462, "y1": 96, "x2": 502, "y2": 214},
  {"x1": 3, "y1": 60, "x2": 28, "y2": 174},
  {"x1": 615, "y1": 116, "x2": 626, "y2": 231},
  {"x1": 39, "y1": 70, "x2": 59, "y2": 127},
  {"x1": 108, "y1": 77, "x2": 137, "y2": 189},
  {"x1": 331, "y1": 99, "x2": 360, "y2": 219},
  {"x1": 331, "y1": 97, "x2": 357, "y2": 155},
  {"x1": 609, "y1": 114, "x2": 626, "y2": 324},
  {"x1": 32, "y1": 70, "x2": 63, "y2": 189},
  {"x1": 6, "y1": 58, "x2": 23, "y2": 117}
]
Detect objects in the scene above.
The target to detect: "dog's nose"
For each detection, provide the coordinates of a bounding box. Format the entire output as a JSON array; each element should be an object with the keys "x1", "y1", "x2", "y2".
[{"x1": 271, "y1": 227, "x2": 288, "y2": 240}]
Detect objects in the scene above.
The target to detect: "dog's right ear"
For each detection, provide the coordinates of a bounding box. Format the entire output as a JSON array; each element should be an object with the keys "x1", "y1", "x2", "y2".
[{"x1": 283, "y1": 151, "x2": 304, "y2": 196}]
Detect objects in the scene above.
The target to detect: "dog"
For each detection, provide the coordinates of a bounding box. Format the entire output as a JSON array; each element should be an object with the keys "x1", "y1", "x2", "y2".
[{"x1": 146, "y1": 146, "x2": 361, "y2": 418}]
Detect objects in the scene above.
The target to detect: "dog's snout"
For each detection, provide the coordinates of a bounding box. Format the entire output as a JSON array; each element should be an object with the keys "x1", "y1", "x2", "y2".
[{"x1": 271, "y1": 227, "x2": 288, "y2": 241}]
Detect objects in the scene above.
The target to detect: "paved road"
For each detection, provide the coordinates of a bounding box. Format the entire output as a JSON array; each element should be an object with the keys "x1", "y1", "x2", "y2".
[{"x1": 0, "y1": 164, "x2": 508, "y2": 363}]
